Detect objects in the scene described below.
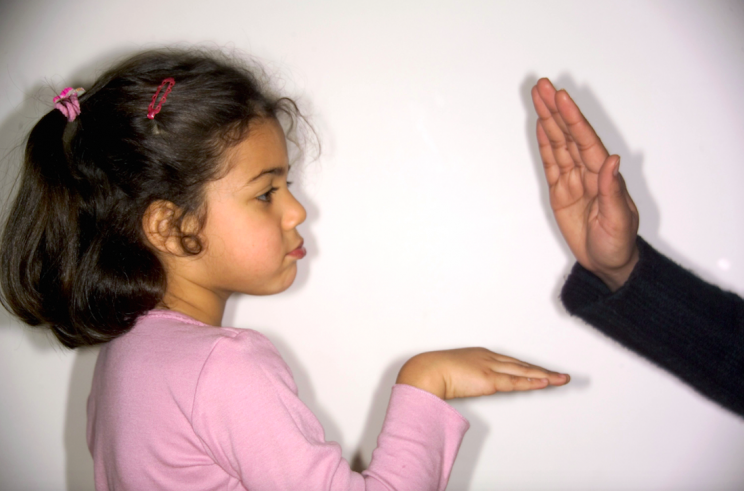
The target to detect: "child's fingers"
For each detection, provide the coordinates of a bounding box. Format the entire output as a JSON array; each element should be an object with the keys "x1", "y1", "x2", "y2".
[
  {"x1": 486, "y1": 351, "x2": 555, "y2": 371},
  {"x1": 485, "y1": 356, "x2": 570, "y2": 387},
  {"x1": 490, "y1": 373, "x2": 550, "y2": 392},
  {"x1": 545, "y1": 372, "x2": 570, "y2": 386},
  {"x1": 491, "y1": 362, "x2": 569, "y2": 384},
  {"x1": 486, "y1": 352, "x2": 532, "y2": 365},
  {"x1": 486, "y1": 352, "x2": 554, "y2": 372},
  {"x1": 485, "y1": 353, "x2": 546, "y2": 373},
  {"x1": 491, "y1": 372, "x2": 570, "y2": 393}
]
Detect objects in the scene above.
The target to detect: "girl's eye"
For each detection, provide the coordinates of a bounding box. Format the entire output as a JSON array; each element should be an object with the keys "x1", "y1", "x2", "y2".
[{"x1": 258, "y1": 187, "x2": 278, "y2": 203}]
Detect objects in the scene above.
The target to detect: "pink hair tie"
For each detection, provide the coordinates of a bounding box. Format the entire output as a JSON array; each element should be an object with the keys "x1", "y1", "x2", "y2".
[
  {"x1": 147, "y1": 78, "x2": 176, "y2": 119},
  {"x1": 53, "y1": 87, "x2": 85, "y2": 122}
]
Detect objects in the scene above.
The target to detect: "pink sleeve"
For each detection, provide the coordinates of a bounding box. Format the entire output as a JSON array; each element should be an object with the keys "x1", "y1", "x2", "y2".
[{"x1": 191, "y1": 331, "x2": 469, "y2": 491}]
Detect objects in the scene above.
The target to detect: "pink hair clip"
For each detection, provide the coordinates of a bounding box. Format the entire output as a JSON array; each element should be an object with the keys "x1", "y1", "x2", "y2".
[
  {"x1": 53, "y1": 87, "x2": 85, "y2": 122},
  {"x1": 147, "y1": 78, "x2": 176, "y2": 120}
]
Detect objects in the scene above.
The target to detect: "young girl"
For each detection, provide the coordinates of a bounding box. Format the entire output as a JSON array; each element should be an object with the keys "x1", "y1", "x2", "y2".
[{"x1": 1, "y1": 49, "x2": 569, "y2": 490}]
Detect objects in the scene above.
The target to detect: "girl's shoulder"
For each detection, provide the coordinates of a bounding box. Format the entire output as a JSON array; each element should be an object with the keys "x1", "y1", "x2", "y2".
[
  {"x1": 127, "y1": 309, "x2": 292, "y2": 382},
  {"x1": 129, "y1": 311, "x2": 300, "y2": 408},
  {"x1": 133, "y1": 309, "x2": 272, "y2": 345},
  {"x1": 94, "y1": 309, "x2": 295, "y2": 412}
]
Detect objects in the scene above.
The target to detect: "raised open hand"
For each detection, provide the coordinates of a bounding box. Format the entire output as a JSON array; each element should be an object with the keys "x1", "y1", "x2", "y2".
[
  {"x1": 397, "y1": 348, "x2": 569, "y2": 400},
  {"x1": 531, "y1": 78, "x2": 639, "y2": 291}
]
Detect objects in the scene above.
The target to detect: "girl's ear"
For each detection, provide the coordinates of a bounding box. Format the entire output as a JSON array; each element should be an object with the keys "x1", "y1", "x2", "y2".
[{"x1": 142, "y1": 200, "x2": 184, "y2": 255}]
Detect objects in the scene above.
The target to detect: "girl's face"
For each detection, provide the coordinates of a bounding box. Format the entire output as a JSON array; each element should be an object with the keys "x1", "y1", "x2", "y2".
[{"x1": 191, "y1": 118, "x2": 307, "y2": 297}]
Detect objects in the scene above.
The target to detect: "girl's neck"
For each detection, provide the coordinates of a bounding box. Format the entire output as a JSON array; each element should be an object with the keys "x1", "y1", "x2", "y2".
[
  {"x1": 159, "y1": 276, "x2": 228, "y2": 327},
  {"x1": 158, "y1": 296, "x2": 225, "y2": 327}
]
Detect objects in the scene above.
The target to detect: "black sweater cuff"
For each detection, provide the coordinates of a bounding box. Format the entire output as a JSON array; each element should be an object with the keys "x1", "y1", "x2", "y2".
[{"x1": 560, "y1": 236, "x2": 744, "y2": 417}]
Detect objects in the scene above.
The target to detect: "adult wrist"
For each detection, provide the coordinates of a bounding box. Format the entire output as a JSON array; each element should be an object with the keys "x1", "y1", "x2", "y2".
[{"x1": 594, "y1": 245, "x2": 640, "y2": 292}]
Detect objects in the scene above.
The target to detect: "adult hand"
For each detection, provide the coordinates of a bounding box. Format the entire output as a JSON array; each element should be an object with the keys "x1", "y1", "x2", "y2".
[
  {"x1": 396, "y1": 348, "x2": 569, "y2": 400},
  {"x1": 531, "y1": 78, "x2": 639, "y2": 291}
]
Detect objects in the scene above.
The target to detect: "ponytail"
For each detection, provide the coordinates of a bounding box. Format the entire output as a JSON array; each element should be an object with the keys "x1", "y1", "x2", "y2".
[{"x1": 1, "y1": 108, "x2": 164, "y2": 348}]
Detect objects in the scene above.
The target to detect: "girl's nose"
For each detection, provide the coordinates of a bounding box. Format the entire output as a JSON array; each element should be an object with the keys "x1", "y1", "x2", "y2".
[{"x1": 283, "y1": 190, "x2": 307, "y2": 229}]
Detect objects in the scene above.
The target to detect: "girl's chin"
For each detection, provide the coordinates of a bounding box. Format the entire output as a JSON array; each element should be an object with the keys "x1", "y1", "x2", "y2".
[
  {"x1": 239, "y1": 264, "x2": 299, "y2": 296},
  {"x1": 277, "y1": 265, "x2": 299, "y2": 293}
]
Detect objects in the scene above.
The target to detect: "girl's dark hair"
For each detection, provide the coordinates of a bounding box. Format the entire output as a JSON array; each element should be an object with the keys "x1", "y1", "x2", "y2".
[{"x1": 0, "y1": 49, "x2": 308, "y2": 348}]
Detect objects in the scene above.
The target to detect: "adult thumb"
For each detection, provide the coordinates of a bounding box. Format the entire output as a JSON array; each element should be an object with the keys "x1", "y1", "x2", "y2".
[{"x1": 597, "y1": 155, "x2": 629, "y2": 226}]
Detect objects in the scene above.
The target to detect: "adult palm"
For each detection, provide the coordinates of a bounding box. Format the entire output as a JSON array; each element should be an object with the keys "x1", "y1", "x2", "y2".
[{"x1": 531, "y1": 78, "x2": 639, "y2": 291}]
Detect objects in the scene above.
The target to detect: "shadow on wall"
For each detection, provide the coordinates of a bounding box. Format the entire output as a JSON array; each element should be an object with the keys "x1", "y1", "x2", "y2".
[
  {"x1": 66, "y1": 348, "x2": 99, "y2": 491},
  {"x1": 1, "y1": 319, "x2": 98, "y2": 491}
]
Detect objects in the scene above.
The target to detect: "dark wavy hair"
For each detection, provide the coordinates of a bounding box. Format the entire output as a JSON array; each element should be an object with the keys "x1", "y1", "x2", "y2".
[{"x1": 0, "y1": 49, "x2": 309, "y2": 348}]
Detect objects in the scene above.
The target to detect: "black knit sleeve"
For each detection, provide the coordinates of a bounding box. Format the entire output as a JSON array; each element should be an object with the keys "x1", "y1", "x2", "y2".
[{"x1": 561, "y1": 236, "x2": 744, "y2": 417}]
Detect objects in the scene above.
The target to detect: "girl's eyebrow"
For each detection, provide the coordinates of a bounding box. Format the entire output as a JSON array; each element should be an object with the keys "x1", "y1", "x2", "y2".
[{"x1": 246, "y1": 166, "x2": 287, "y2": 184}]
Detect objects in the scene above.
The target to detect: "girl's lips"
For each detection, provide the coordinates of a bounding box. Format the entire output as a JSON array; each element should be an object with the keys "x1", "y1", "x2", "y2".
[{"x1": 287, "y1": 242, "x2": 306, "y2": 259}]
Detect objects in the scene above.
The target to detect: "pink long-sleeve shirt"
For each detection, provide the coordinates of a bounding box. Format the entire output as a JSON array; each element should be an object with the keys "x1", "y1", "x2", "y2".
[{"x1": 87, "y1": 310, "x2": 469, "y2": 490}]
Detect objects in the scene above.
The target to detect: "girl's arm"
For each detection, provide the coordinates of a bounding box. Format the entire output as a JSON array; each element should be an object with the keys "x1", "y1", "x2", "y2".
[{"x1": 192, "y1": 330, "x2": 567, "y2": 490}]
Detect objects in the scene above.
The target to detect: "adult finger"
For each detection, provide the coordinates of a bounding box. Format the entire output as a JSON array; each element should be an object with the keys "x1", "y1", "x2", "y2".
[
  {"x1": 537, "y1": 79, "x2": 592, "y2": 168},
  {"x1": 532, "y1": 86, "x2": 577, "y2": 174},
  {"x1": 536, "y1": 121, "x2": 560, "y2": 186},
  {"x1": 535, "y1": 78, "x2": 571, "y2": 135},
  {"x1": 555, "y1": 90, "x2": 609, "y2": 173}
]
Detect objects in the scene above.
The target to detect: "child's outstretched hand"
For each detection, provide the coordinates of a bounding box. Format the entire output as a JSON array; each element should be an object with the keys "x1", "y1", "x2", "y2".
[
  {"x1": 397, "y1": 348, "x2": 569, "y2": 400},
  {"x1": 531, "y1": 78, "x2": 639, "y2": 291}
]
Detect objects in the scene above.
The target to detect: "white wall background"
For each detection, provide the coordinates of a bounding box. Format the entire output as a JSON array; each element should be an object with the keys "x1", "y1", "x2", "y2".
[{"x1": 1, "y1": 1, "x2": 743, "y2": 490}]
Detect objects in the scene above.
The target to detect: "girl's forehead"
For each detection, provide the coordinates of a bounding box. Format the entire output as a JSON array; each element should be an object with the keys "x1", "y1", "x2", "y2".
[{"x1": 219, "y1": 119, "x2": 289, "y2": 185}]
